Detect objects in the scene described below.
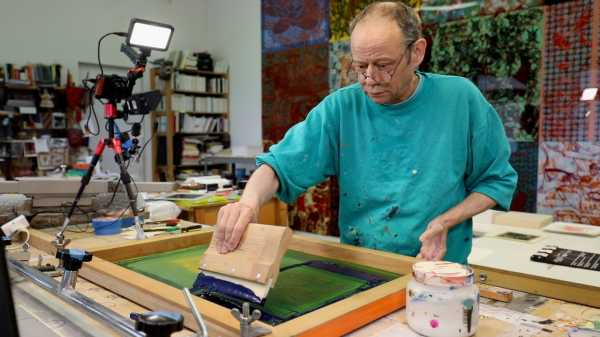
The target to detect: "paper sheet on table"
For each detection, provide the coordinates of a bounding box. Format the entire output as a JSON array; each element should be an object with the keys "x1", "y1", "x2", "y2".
[{"x1": 468, "y1": 247, "x2": 494, "y2": 264}]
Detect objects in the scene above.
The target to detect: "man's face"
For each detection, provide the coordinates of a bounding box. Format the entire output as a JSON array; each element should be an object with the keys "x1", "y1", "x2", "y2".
[{"x1": 350, "y1": 18, "x2": 417, "y2": 104}]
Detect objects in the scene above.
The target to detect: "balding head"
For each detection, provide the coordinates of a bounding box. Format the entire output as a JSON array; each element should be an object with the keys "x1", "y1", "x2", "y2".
[{"x1": 349, "y1": 1, "x2": 422, "y2": 47}]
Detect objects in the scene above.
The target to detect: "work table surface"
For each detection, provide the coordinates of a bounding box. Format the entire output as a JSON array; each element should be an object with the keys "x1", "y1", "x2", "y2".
[{"x1": 15, "y1": 221, "x2": 600, "y2": 337}]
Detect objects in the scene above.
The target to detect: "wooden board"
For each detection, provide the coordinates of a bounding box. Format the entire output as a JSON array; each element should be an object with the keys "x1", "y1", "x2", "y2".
[
  {"x1": 29, "y1": 228, "x2": 411, "y2": 337},
  {"x1": 493, "y1": 211, "x2": 553, "y2": 228},
  {"x1": 191, "y1": 198, "x2": 288, "y2": 226}
]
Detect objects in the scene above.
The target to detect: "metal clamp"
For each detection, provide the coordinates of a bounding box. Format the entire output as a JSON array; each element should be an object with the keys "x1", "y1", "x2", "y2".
[{"x1": 231, "y1": 302, "x2": 271, "y2": 337}]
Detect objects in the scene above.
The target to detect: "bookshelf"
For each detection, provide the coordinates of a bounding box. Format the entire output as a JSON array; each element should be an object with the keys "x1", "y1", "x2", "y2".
[
  {"x1": 0, "y1": 70, "x2": 81, "y2": 179},
  {"x1": 150, "y1": 68, "x2": 230, "y2": 181}
]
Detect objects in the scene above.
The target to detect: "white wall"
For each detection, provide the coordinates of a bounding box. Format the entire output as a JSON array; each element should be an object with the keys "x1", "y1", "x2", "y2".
[
  {"x1": 205, "y1": 0, "x2": 262, "y2": 152},
  {"x1": 0, "y1": 0, "x2": 209, "y2": 81},
  {"x1": 0, "y1": 0, "x2": 265, "y2": 179},
  {"x1": 0, "y1": 0, "x2": 211, "y2": 180}
]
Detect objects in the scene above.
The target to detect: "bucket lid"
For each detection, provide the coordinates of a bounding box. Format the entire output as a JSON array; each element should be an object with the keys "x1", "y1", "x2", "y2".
[{"x1": 412, "y1": 261, "x2": 474, "y2": 287}]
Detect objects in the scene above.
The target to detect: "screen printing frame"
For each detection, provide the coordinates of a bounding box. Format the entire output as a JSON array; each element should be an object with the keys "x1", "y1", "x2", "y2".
[
  {"x1": 28, "y1": 227, "x2": 600, "y2": 337},
  {"x1": 29, "y1": 229, "x2": 412, "y2": 337}
]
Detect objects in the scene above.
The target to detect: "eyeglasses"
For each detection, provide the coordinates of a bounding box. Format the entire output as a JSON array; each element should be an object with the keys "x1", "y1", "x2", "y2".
[{"x1": 350, "y1": 41, "x2": 415, "y2": 83}]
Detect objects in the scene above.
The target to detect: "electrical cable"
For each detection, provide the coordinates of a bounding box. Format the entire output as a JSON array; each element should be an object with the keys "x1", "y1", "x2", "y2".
[
  {"x1": 82, "y1": 75, "x2": 100, "y2": 136},
  {"x1": 136, "y1": 121, "x2": 158, "y2": 163},
  {"x1": 97, "y1": 32, "x2": 126, "y2": 76}
]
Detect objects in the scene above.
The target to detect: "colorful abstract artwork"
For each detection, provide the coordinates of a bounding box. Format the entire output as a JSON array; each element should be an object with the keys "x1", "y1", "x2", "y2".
[
  {"x1": 262, "y1": 43, "x2": 338, "y2": 234},
  {"x1": 429, "y1": 8, "x2": 543, "y2": 141},
  {"x1": 262, "y1": 0, "x2": 330, "y2": 53},
  {"x1": 261, "y1": 0, "x2": 600, "y2": 232},
  {"x1": 541, "y1": 0, "x2": 593, "y2": 141},
  {"x1": 419, "y1": 0, "x2": 483, "y2": 25},
  {"x1": 262, "y1": 44, "x2": 330, "y2": 143},
  {"x1": 480, "y1": 0, "x2": 543, "y2": 15},
  {"x1": 329, "y1": 0, "x2": 377, "y2": 42},
  {"x1": 597, "y1": 102, "x2": 600, "y2": 142},
  {"x1": 537, "y1": 142, "x2": 600, "y2": 226},
  {"x1": 509, "y1": 141, "x2": 538, "y2": 212},
  {"x1": 328, "y1": 40, "x2": 356, "y2": 92},
  {"x1": 289, "y1": 179, "x2": 340, "y2": 236}
]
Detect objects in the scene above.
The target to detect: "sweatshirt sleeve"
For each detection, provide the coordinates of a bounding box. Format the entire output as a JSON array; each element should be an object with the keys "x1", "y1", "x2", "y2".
[{"x1": 256, "y1": 97, "x2": 339, "y2": 204}]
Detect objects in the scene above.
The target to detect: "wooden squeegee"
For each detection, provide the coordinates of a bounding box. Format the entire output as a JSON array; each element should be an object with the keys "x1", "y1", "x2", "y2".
[{"x1": 197, "y1": 223, "x2": 293, "y2": 301}]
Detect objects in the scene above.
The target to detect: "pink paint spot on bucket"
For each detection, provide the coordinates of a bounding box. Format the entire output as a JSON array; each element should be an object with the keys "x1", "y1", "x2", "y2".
[{"x1": 430, "y1": 319, "x2": 439, "y2": 328}]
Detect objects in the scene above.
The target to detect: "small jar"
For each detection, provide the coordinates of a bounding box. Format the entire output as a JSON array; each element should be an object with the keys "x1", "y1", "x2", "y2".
[{"x1": 406, "y1": 261, "x2": 479, "y2": 337}]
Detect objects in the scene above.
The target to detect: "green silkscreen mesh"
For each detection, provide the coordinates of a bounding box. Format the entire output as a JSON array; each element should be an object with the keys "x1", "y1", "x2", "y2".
[{"x1": 118, "y1": 245, "x2": 400, "y2": 325}]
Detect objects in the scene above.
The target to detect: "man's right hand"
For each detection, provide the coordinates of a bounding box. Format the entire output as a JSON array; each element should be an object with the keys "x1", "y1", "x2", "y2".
[{"x1": 214, "y1": 201, "x2": 258, "y2": 253}]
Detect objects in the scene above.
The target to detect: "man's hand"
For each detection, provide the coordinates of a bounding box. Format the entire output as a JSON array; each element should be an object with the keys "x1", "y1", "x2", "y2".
[
  {"x1": 417, "y1": 218, "x2": 449, "y2": 261},
  {"x1": 214, "y1": 201, "x2": 258, "y2": 254}
]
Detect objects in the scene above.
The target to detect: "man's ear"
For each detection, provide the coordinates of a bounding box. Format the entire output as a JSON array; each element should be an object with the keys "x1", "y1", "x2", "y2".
[{"x1": 411, "y1": 37, "x2": 428, "y2": 68}]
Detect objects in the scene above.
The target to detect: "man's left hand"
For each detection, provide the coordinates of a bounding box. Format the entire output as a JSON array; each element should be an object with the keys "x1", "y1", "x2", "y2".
[{"x1": 417, "y1": 218, "x2": 449, "y2": 261}]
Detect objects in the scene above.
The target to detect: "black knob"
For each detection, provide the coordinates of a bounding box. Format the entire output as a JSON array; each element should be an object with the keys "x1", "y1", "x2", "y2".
[
  {"x1": 130, "y1": 311, "x2": 184, "y2": 337},
  {"x1": 56, "y1": 249, "x2": 93, "y2": 271}
]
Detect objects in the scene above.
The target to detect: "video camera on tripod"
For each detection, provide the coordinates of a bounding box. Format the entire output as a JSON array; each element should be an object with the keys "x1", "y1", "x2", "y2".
[{"x1": 54, "y1": 18, "x2": 175, "y2": 251}]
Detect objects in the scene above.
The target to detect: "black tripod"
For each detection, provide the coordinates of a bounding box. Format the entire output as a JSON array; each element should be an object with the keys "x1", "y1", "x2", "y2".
[
  {"x1": 54, "y1": 99, "x2": 146, "y2": 251},
  {"x1": 53, "y1": 49, "x2": 153, "y2": 251}
]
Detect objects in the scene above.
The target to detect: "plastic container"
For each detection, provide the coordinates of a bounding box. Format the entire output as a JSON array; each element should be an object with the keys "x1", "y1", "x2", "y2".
[
  {"x1": 120, "y1": 216, "x2": 136, "y2": 228},
  {"x1": 91, "y1": 217, "x2": 123, "y2": 235},
  {"x1": 406, "y1": 261, "x2": 479, "y2": 337}
]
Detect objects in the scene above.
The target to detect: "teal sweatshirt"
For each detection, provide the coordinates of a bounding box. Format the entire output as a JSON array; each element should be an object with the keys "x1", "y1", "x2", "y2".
[{"x1": 257, "y1": 72, "x2": 517, "y2": 263}]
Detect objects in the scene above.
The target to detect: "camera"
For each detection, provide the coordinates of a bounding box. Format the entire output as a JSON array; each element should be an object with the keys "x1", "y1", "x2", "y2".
[{"x1": 94, "y1": 74, "x2": 131, "y2": 102}]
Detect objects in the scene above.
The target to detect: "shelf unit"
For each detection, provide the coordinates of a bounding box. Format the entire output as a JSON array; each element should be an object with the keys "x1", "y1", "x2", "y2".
[
  {"x1": 150, "y1": 68, "x2": 230, "y2": 181},
  {"x1": 0, "y1": 82, "x2": 75, "y2": 179}
]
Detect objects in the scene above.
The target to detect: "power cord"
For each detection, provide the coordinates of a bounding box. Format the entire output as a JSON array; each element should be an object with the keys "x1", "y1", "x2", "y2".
[
  {"x1": 82, "y1": 74, "x2": 100, "y2": 136},
  {"x1": 136, "y1": 121, "x2": 158, "y2": 163},
  {"x1": 97, "y1": 32, "x2": 127, "y2": 76}
]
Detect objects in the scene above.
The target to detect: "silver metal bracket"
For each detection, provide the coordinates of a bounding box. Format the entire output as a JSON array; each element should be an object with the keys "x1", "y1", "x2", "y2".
[{"x1": 231, "y1": 302, "x2": 271, "y2": 337}]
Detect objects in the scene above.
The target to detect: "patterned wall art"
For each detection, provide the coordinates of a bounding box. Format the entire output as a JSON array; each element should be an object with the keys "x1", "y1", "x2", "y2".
[
  {"x1": 262, "y1": 0, "x2": 330, "y2": 53},
  {"x1": 429, "y1": 8, "x2": 543, "y2": 141},
  {"x1": 328, "y1": 40, "x2": 357, "y2": 92},
  {"x1": 262, "y1": 44, "x2": 330, "y2": 143},
  {"x1": 480, "y1": 0, "x2": 543, "y2": 15},
  {"x1": 330, "y1": 0, "x2": 377, "y2": 42},
  {"x1": 597, "y1": 101, "x2": 600, "y2": 142},
  {"x1": 262, "y1": 0, "x2": 600, "y2": 230},
  {"x1": 509, "y1": 141, "x2": 539, "y2": 212},
  {"x1": 541, "y1": 0, "x2": 593, "y2": 141},
  {"x1": 537, "y1": 142, "x2": 600, "y2": 225},
  {"x1": 289, "y1": 179, "x2": 340, "y2": 236},
  {"x1": 262, "y1": 43, "x2": 339, "y2": 234},
  {"x1": 419, "y1": 0, "x2": 483, "y2": 25}
]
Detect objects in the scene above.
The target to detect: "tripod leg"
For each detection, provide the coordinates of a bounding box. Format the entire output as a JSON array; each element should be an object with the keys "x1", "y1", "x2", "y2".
[
  {"x1": 112, "y1": 138, "x2": 145, "y2": 240},
  {"x1": 54, "y1": 140, "x2": 106, "y2": 250}
]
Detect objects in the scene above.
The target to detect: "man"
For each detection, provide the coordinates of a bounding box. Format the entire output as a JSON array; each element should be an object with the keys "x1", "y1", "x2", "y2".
[{"x1": 214, "y1": 1, "x2": 517, "y2": 264}]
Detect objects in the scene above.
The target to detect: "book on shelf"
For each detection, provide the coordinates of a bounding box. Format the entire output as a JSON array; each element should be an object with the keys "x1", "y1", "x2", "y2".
[
  {"x1": 180, "y1": 137, "x2": 202, "y2": 164},
  {"x1": 170, "y1": 95, "x2": 227, "y2": 113},
  {"x1": 171, "y1": 73, "x2": 228, "y2": 94},
  {"x1": 173, "y1": 73, "x2": 207, "y2": 92},
  {"x1": 3, "y1": 63, "x2": 62, "y2": 86},
  {"x1": 168, "y1": 50, "x2": 198, "y2": 70},
  {"x1": 178, "y1": 114, "x2": 226, "y2": 133}
]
